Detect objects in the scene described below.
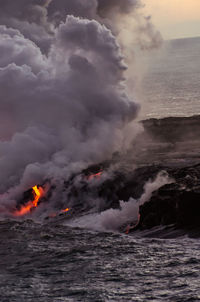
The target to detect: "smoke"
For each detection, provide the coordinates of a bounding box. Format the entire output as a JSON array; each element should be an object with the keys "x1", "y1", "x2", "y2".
[
  {"x1": 65, "y1": 171, "x2": 173, "y2": 231},
  {"x1": 48, "y1": 0, "x2": 97, "y2": 23},
  {"x1": 0, "y1": 0, "x2": 162, "y2": 52},
  {"x1": 97, "y1": 0, "x2": 142, "y2": 15},
  {"x1": 0, "y1": 0, "x2": 161, "y2": 214},
  {"x1": 96, "y1": 0, "x2": 162, "y2": 51},
  {"x1": 0, "y1": 0, "x2": 53, "y2": 52},
  {"x1": 96, "y1": 0, "x2": 163, "y2": 97}
]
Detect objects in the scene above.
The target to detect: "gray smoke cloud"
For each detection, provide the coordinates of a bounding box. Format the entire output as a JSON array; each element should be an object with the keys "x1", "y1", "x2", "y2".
[
  {"x1": 48, "y1": 0, "x2": 97, "y2": 23},
  {"x1": 0, "y1": 0, "x2": 162, "y2": 52},
  {"x1": 0, "y1": 0, "x2": 53, "y2": 52},
  {"x1": 0, "y1": 0, "x2": 160, "y2": 214},
  {"x1": 97, "y1": 0, "x2": 142, "y2": 15},
  {"x1": 96, "y1": 0, "x2": 162, "y2": 51}
]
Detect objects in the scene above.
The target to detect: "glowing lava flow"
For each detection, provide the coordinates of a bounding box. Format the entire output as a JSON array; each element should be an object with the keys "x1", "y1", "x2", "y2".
[
  {"x1": 14, "y1": 185, "x2": 44, "y2": 216},
  {"x1": 61, "y1": 208, "x2": 70, "y2": 213},
  {"x1": 48, "y1": 208, "x2": 70, "y2": 219},
  {"x1": 87, "y1": 171, "x2": 103, "y2": 180},
  {"x1": 125, "y1": 214, "x2": 141, "y2": 234}
]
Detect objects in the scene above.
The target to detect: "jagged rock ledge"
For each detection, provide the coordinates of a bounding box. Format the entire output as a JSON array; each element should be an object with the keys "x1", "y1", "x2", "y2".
[
  {"x1": 133, "y1": 162, "x2": 200, "y2": 238},
  {"x1": 141, "y1": 115, "x2": 200, "y2": 142},
  {"x1": 17, "y1": 115, "x2": 200, "y2": 238}
]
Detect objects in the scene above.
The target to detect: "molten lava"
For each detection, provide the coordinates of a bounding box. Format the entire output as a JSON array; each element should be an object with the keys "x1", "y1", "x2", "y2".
[
  {"x1": 14, "y1": 185, "x2": 44, "y2": 216},
  {"x1": 87, "y1": 171, "x2": 103, "y2": 180},
  {"x1": 47, "y1": 207, "x2": 70, "y2": 219},
  {"x1": 61, "y1": 208, "x2": 70, "y2": 213},
  {"x1": 125, "y1": 214, "x2": 141, "y2": 234}
]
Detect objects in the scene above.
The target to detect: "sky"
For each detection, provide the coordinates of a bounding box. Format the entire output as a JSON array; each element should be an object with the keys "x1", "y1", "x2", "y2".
[{"x1": 144, "y1": 0, "x2": 200, "y2": 40}]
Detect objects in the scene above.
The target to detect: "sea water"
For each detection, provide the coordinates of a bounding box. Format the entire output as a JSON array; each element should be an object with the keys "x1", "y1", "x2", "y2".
[
  {"x1": 1, "y1": 220, "x2": 200, "y2": 302},
  {"x1": 138, "y1": 36, "x2": 200, "y2": 118}
]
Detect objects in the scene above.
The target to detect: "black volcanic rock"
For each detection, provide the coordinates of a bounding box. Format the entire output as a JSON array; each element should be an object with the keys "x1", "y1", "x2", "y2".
[
  {"x1": 177, "y1": 191, "x2": 200, "y2": 227},
  {"x1": 137, "y1": 164, "x2": 200, "y2": 231},
  {"x1": 17, "y1": 115, "x2": 200, "y2": 236},
  {"x1": 63, "y1": 163, "x2": 164, "y2": 212},
  {"x1": 142, "y1": 115, "x2": 200, "y2": 142},
  {"x1": 139, "y1": 183, "x2": 179, "y2": 229}
]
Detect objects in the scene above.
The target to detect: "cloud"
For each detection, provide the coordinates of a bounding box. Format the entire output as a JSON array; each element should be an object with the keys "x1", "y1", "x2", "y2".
[
  {"x1": 0, "y1": 0, "x2": 161, "y2": 213},
  {"x1": 48, "y1": 0, "x2": 97, "y2": 23},
  {"x1": 0, "y1": 15, "x2": 139, "y2": 203},
  {"x1": 97, "y1": 0, "x2": 142, "y2": 16},
  {"x1": 0, "y1": 0, "x2": 56, "y2": 52}
]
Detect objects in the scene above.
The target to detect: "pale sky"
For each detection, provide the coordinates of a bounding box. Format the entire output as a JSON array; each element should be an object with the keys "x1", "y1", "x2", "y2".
[{"x1": 143, "y1": 0, "x2": 200, "y2": 40}]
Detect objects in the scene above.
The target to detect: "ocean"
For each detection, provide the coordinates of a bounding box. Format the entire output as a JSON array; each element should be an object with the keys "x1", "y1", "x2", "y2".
[
  {"x1": 1, "y1": 36, "x2": 200, "y2": 302},
  {"x1": 137, "y1": 36, "x2": 200, "y2": 119},
  {"x1": 1, "y1": 220, "x2": 200, "y2": 302}
]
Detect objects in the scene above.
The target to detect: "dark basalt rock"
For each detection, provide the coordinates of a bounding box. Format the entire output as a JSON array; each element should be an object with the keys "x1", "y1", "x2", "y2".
[
  {"x1": 18, "y1": 161, "x2": 200, "y2": 233},
  {"x1": 142, "y1": 115, "x2": 200, "y2": 142},
  {"x1": 17, "y1": 188, "x2": 34, "y2": 208},
  {"x1": 137, "y1": 164, "x2": 200, "y2": 231},
  {"x1": 17, "y1": 115, "x2": 200, "y2": 236},
  {"x1": 62, "y1": 163, "x2": 163, "y2": 212}
]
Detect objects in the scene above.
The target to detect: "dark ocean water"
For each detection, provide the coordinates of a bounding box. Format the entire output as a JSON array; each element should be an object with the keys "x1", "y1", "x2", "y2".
[
  {"x1": 1, "y1": 37, "x2": 200, "y2": 302},
  {"x1": 1, "y1": 219, "x2": 200, "y2": 302}
]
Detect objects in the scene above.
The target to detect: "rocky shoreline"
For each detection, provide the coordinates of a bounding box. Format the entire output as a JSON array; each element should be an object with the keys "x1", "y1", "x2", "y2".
[
  {"x1": 17, "y1": 115, "x2": 200, "y2": 237},
  {"x1": 142, "y1": 115, "x2": 200, "y2": 142},
  {"x1": 135, "y1": 163, "x2": 200, "y2": 235},
  {"x1": 61, "y1": 112, "x2": 200, "y2": 237},
  {"x1": 132, "y1": 115, "x2": 200, "y2": 236}
]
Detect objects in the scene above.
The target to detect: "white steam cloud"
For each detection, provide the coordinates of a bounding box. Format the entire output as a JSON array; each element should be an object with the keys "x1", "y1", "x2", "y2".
[
  {"x1": 65, "y1": 171, "x2": 173, "y2": 231},
  {"x1": 0, "y1": 0, "x2": 161, "y2": 214}
]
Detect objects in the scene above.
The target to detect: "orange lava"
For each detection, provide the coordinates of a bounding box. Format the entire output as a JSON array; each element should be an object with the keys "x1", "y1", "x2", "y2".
[
  {"x1": 87, "y1": 171, "x2": 103, "y2": 180},
  {"x1": 61, "y1": 208, "x2": 70, "y2": 213},
  {"x1": 14, "y1": 185, "x2": 44, "y2": 216}
]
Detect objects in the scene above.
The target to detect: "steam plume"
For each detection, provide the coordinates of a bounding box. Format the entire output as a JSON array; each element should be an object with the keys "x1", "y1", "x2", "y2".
[
  {"x1": 0, "y1": 0, "x2": 161, "y2": 214},
  {"x1": 65, "y1": 172, "x2": 173, "y2": 231}
]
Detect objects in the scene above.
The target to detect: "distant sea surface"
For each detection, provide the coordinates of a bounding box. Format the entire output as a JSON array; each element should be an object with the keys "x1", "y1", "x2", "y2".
[{"x1": 137, "y1": 36, "x2": 200, "y2": 118}]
